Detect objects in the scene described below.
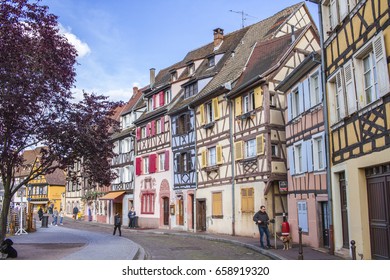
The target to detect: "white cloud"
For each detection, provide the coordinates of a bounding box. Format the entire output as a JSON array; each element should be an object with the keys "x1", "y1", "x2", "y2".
[{"x1": 58, "y1": 24, "x2": 91, "y2": 58}]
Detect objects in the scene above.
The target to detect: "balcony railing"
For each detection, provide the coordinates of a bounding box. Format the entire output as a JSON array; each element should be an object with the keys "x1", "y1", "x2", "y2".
[
  {"x1": 112, "y1": 181, "x2": 133, "y2": 191},
  {"x1": 111, "y1": 152, "x2": 132, "y2": 165}
]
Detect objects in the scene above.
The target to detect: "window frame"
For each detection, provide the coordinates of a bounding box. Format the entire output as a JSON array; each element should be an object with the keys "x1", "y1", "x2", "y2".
[
  {"x1": 245, "y1": 139, "x2": 256, "y2": 159},
  {"x1": 208, "y1": 146, "x2": 216, "y2": 166}
]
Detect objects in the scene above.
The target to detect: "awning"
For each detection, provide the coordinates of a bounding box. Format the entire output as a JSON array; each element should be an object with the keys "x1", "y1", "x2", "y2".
[
  {"x1": 28, "y1": 200, "x2": 48, "y2": 205},
  {"x1": 100, "y1": 191, "x2": 125, "y2": 200}
]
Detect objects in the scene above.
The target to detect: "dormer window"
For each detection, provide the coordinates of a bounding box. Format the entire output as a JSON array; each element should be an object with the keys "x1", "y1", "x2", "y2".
[
  {"x1": 188, "y1": 63, "x2": 195, "y2": 75},
  {"x1": 184, "y1": 82, "x2": 198, "y2": 99},
  {"x1": 171, "y1": 71, "x2": 178, "y2": 82},
  {"x1": 208, "y1": 56, "x2": 215, "y2": 67}
]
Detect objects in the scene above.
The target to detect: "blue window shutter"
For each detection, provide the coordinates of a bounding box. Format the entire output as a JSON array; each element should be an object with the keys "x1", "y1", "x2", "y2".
[
  {"x1": 298, "y1": 83, "x2": 304, "y2": 115},
  {"x1": 287, "y1": 93, "x2": 292, "y2": 122},
  {"x1": 297, "y1": 201, "x2": 308, "y2": 232},
  {"x1": 288, "y1": 146, "x2": 295, "y2": 175},
  {"x1": 318, "y1": 70, "x2": 323, "y2": 103},
  {"x1": 306, "y1": 139, "x2": 313, "y2": 172},
  {"x1": 303, "y1": 79, "x2": 311, "y2": 111},
  {"x1": 322, "y1": 133, "x2": 327, "y2": 168},
  {"x1": 301, "y1": 141, "x2": 308, "y2": 173}
]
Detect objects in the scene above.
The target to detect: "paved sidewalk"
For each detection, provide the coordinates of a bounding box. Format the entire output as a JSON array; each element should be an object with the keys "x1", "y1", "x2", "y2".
[{"x1": 8, "y1": 223, "x2": 141, "y2": 260}]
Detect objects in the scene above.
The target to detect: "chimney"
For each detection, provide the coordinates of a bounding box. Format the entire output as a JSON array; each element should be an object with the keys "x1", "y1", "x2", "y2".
[
  {"x1": 132, "y1": 86, "x2": 138, "y2": 98},
  {"x1": 213, "y1": 28, "x2": 224, "y2": 48},
  {"x1": 150, "y1": 68, "x2": 155, "y2": 88}
]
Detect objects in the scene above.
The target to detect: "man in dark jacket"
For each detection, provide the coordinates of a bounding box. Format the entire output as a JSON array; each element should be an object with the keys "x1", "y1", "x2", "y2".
[
  {"x1": 253, "y1": 205, "x2": 272, "y2": 249},
  {"x1": 113, "y1": 213, "x2": 122, "y2": 236}
]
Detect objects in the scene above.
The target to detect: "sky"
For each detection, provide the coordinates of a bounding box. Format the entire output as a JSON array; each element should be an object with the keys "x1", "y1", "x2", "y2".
[{"x1": 40, "y1": 0, "x2": 320, "y2": 102}]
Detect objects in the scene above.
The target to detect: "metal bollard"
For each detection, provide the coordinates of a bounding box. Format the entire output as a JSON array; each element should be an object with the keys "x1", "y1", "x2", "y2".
[
  {"x1": 298, "y1": 227, "x2": 304, "y2": 260},
  {"x1": 350, "y1": 240, "x2": 356, "y2": 260}
]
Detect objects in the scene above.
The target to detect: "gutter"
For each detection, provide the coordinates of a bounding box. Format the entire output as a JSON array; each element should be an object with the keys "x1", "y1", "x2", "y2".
[
  {"x1": 188, "y1": 104, "x2": 198, "y2": 233},
  {"x1": 306, "y1": 0, "x2": 335, "y2": 254}
]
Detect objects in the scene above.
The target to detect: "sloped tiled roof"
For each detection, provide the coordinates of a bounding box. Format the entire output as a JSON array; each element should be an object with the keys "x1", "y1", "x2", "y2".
[
  {"x1": 45, "y1": 167, "x2": 66, "y2": 186},
  {"x1": 231, "y1": 28, "x2": 305, "y2": 94},
  {"x1": 190, "y1": 2, "x2": 304, "y2": 105}
]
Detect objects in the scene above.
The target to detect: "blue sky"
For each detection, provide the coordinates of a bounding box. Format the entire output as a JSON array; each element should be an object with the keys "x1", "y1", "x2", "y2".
[{"x1": 41, "y1": 0, "x2": 319, "y2": 102}]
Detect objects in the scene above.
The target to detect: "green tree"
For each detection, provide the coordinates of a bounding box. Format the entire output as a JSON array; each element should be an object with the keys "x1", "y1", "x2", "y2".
[{"x1": 0, "y1": 0, "x2": 120, "y2": 240}]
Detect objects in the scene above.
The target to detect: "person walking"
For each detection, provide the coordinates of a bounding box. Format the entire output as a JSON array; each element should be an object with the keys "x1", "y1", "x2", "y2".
[
  {"x1": 128, "y1": 207, "x2": 136, "y2": 228},
  {"x1": 253, "y1": 205, "x2": 272, "y2": 249},
  {"x1": 52, "y1": 207, "x2": 59, "y2": 226},
  {"x1": 73, "y1": 206, "x2": 79, "y2": 220},
  {"x1": 113, "y1": 212, "x2": 122, "y2": 236},
  {"x1": 37, "y1": 206, "x2": 43, "y2": 221},
  {"x1": 59, "y1": 208, "x2": 64, "y2": 225}
]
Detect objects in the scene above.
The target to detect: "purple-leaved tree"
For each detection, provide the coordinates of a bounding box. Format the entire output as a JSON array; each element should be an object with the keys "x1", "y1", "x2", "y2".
[{"x1": 0, "y1": 0, "x2": 121, "y2": 240}]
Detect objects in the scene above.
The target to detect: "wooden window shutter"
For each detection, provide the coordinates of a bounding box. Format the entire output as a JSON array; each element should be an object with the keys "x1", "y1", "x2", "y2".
[
  {"x1": 216, "y1": 144, "x2": 223, "y2": 164},
  {"x1": 199, "y1": 104, "x2": 205, "y2": 125},
  {"x1": 175, "y1": 154, "x2": 181, "y2": 173},
  {"x1": 298, "y1": 83, "x2": 304, "y2": 115},
  {"x1": 135, "y1": 157, "x2": 142, "y2": 175},
  {"x1": 159, "y1": 91, "x2": 165, "y2": 106},
  {"x1": 287, "y1": 93, "x2": 292, "y2": 122},
  {"x1": 373, "y1": 34, "x2": 390, "y2": 97},
  {"x1": 235, "y1": 97, "x2": 242, "y2": 117},
  {"x1": 201, "y1": 149, "x2": 207, "y2": 168},
  {"x1": 303, "y1": 79, "x2": 311, "y2": 111},
  {"x1": 287, "y1": 146, "x2": 295, "y2": 175},
  {"x1": 151, "y1": 120, "x2": 156, "y2": 136},
  {"x1": 136, "y1": 127, "x2": 141, "y2": 140},
  {"x1": 256, "y1": 135, "x2": 264, "y2": 155},
  {"x1": 254, "y1": 86, "x2": 263, "y2": 108},
  {"x1": 187, "y1": 152, "x2": 192, "y2": 171},
  {"x1": 234, "y1": 141, "x2": 243, "y2": 161},
  {"x1": 212, "y1": 192, "x2": 222, "y2": 216},
  {"x1": 153, "y1": 94, "x2": 157, "y2": 109},
  {"x1": 336, "y1": 71, "x2": 346, "y2": 119},
  {"x1": 160, "y1": 116, "x2": 165, "y2": 132},
  {"x1": 149, "y1": 154, "x2": 157, "y2": 173},
  {"x1": 344, "y1": 60, "x2": 357, "y2": 114},
  {"x1": 212, "y1": 97, "x2": 220, "y2": 120},
  {"x1": 164, "y1": 150, "x2": 169, "y2": 171}
]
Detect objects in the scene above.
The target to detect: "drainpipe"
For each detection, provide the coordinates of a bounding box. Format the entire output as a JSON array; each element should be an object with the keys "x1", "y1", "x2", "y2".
[
  {"x1": 225, "y1": 94, "x2": 236, "y2": 236},
  {"x1": 306, "y1": 0, "x2": 335, "y2": 254},
  {"x1": 188, "y1": 105, "x2": 197, "y2": 233}
]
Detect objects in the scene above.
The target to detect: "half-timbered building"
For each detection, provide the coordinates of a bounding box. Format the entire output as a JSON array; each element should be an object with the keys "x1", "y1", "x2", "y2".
[
  {"x1": 168, "y1": 27, "x2": 249, "y2": 231},
  {"x1": 134, "y1": 64, "x2": 190, "y2": 229},
  {"x1": 190, "y1": 2, "x2": 316, "y2": 236},
  {"x1": 227, "y1": 24, "x2": 320, "y2": 238},
  {"x1": 99, "y1": 87, "x2": 144, "y2": 225},
  {"x1": 276, "y1": 51, "x2": 328, "y2": 249},
  {"x1": 321, "y1": 0, "x2": 390, "y2": 259}
]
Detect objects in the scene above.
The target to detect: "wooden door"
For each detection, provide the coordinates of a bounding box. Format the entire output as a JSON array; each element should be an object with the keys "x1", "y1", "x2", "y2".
[
  {"x1": 196, "y1": 199, "x2": 206, "y2": 231},
  {"x1": 163, "y1": 197, "x2": 169, "y2": 226},
  {"x1": 339, "y1": 172, "x2": 350, "y2": 249},
  {"x1": 367, "y1": 175, "x2": 390, "y2": 259},
  {"x1": 178, "y1": 199, "x2": 184, "y2": 225}
]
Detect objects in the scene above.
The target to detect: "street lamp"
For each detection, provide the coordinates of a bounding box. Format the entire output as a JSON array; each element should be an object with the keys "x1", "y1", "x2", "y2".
[{"x1": 15, "y1": 188, "x2": 28, "y2": 235}]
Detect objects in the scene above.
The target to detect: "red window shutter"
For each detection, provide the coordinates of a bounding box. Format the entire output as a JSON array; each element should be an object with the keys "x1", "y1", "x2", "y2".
[
  {"x1": 149, "y1": 154, "x2": 157, "y2": 173},
  {"x1": 136, "y1": 127, "x2": 141, "y2": 140},
  {"x1": 160, "y1": 116, "x2": 165, "y2": 132},
  {"x1": 146, "y1": 123, "x2": 150, "y2": 137},
  {"x1": 160, "y1": 91, "x2": 165, "y2": 106},
  {"x1": 164, "y1": 150, "x2": 169, "y2": 171},
  {"x1": 135, "y1": 157, "x2": 142, "y2": 175},
  {"x1": 151, "y1": 120, "x2": 156, "y2": 136},
  {"x1": 153, "y1": 94, "x2": 157, "y2": 109}
]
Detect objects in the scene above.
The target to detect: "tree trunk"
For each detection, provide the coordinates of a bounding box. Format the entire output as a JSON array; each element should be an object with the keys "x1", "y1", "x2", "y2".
[{"x1": 0, "y1": 189, "x2": 11, "y2": 241}]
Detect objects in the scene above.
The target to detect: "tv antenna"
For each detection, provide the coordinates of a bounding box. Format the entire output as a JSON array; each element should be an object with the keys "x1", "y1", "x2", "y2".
[{"x1": 229, "y1": 10, "x2": 258, "y2": 28}]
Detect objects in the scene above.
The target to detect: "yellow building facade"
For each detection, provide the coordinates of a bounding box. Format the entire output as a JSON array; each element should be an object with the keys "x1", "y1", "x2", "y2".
[{"x1": 322, "y1": 0, "x2": 390, "y2": 259}]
